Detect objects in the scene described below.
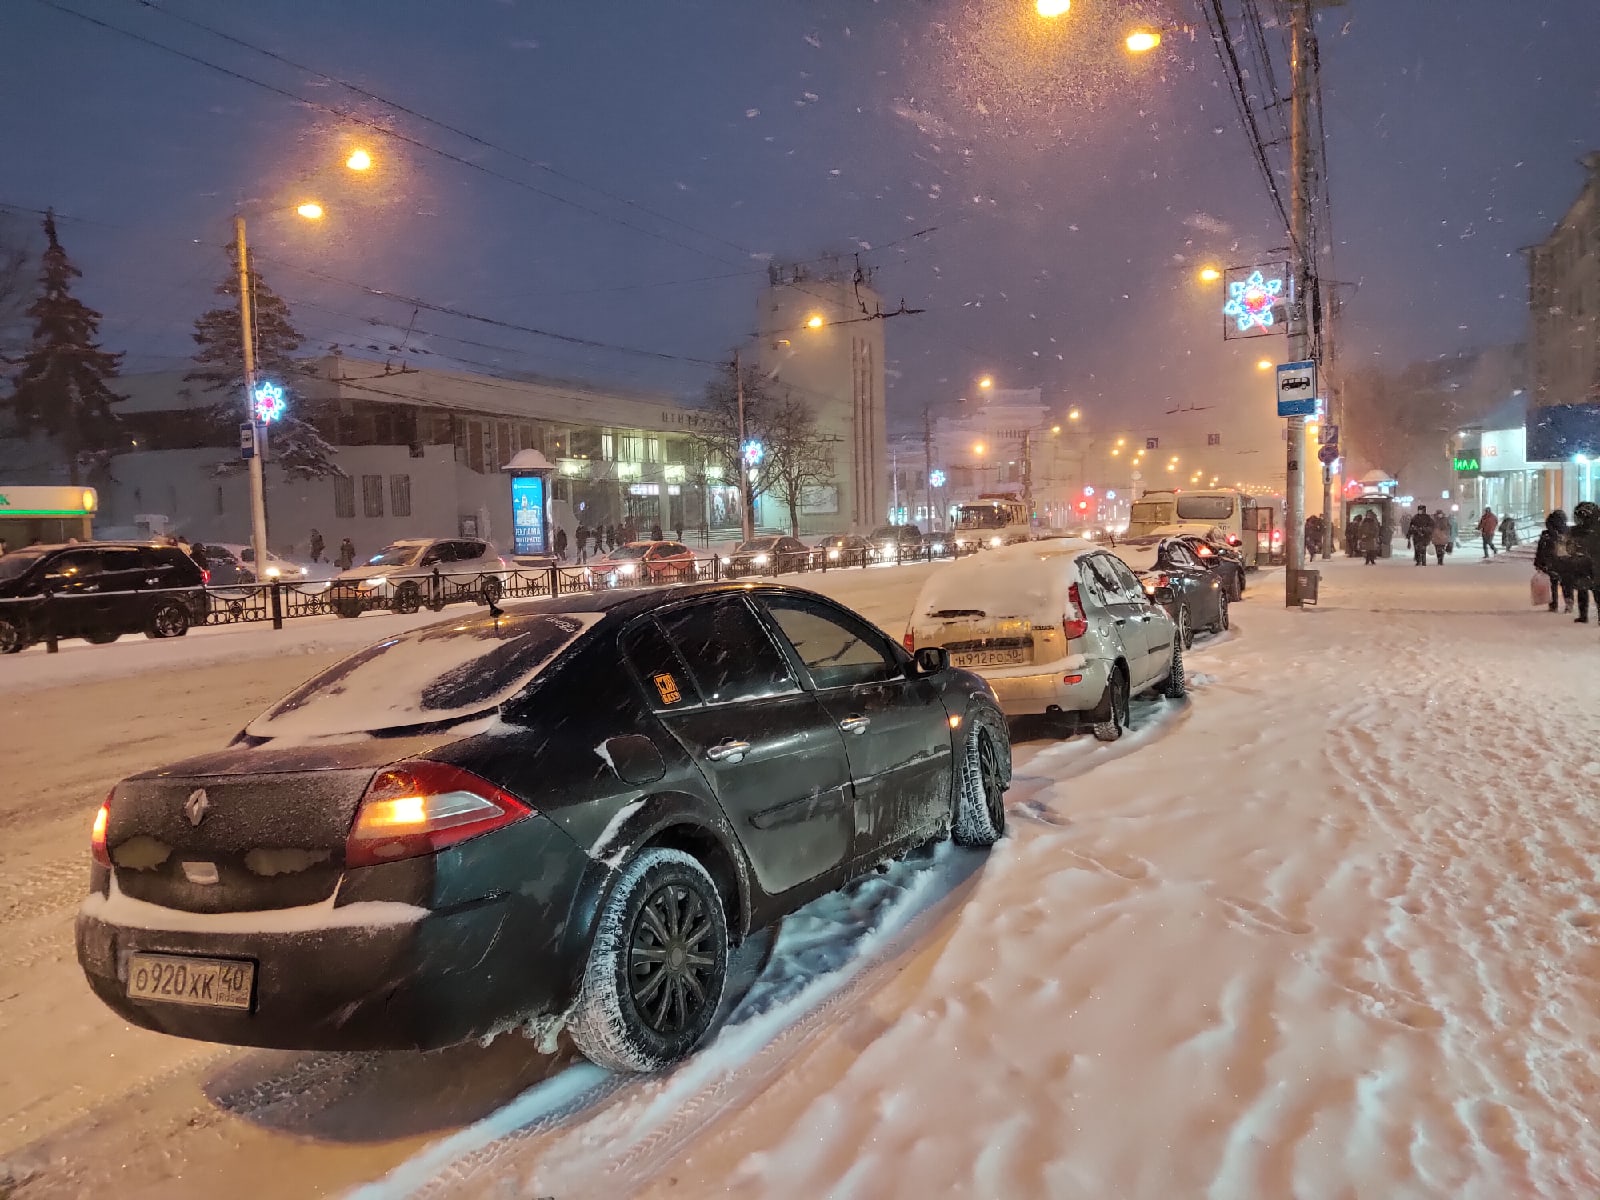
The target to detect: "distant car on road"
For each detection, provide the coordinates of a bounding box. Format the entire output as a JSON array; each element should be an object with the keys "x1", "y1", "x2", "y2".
[
  {"x1": 585, "y1": 541, "x2": 698, "y2": 587},
  {"x1": 76, "y1": 582, "x2": 1010, "y2": 1072},
  {"x1": 721, "y1": 535, "x2": 812, "y2": 578},
  {"x1": 868, "y1": 524, "x2": 925, "y2": 561},
  {"x1": 1108, "y1": 537, "x2": 1229, "y2": 648},
  {"x1": 904, "y1": 539, "x2": 1185, "y2": 742},
  {"x1": 813, "y1": 534, "x2": 875, "y2": 567},
  {"x1": 329, "y1": 537, "x2": 508, "y2": 616},
  {"x1": 0, "y1": 541, "x2": 208, "y2": 653}
]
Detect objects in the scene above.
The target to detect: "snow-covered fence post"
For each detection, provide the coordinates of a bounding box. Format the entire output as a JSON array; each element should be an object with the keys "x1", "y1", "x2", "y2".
[
  {"x1": 42, "y1": 587, "x2": 58, "y2": 654},
  {"x1": 269, "y1": 580, "x2": 283, "y2": 631}
]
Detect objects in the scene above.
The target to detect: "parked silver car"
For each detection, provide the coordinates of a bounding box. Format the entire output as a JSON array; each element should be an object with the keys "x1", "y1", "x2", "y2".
[
  {"x1": 330, "y1": 537, "x2": 510, "y2": 617},
  {"x1": 903, "y1": 539, "x2": 1185, "y2": 742}
]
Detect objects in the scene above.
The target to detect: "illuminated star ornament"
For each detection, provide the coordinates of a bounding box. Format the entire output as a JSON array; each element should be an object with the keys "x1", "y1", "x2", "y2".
[
  {"x1": 1223, "y1": 270, "x2": 1284, "y2": 334},
  {"x1": 251, "y1": 381, "x2": 287, "y2": 424}
]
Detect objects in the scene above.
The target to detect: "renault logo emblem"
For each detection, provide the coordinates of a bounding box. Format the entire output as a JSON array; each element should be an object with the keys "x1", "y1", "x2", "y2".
[{"x1": 184, "y1": 788, "x2": 211, "y2": 827}]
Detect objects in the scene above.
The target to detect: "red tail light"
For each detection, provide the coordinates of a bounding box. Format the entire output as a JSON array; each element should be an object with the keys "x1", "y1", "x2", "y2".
[
  {"x1": 201, "y1": 568, "x2": 211, "y2": 584},
  {"x1": 1226, "y1": 534, "x2": 1241, "y2": 546},
  {"x1": 346, "y1": 761, "x2": 533, "y2": 868},
  {"x1": 1142, "y1": 572, "x2": 1171, "y2": 593},
  {"x1": 1196, "y1": 545, "x2": 1214, "y2": 557},
  {"x1": 1063, "y1": 583, "x2": 1089, "y2": 640},
  {"x1": 91, "y1": 792, "x2": 112, "y2": 867},
  {"x1": 903, "y1": 630, "x2": 915, "y2": 652}
]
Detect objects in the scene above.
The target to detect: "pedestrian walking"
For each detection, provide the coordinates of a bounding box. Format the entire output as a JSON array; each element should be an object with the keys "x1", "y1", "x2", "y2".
[
  {"x1": 1430, "y1": 510, "x2": 1451, "y2": 565},
  {"x1": 1534, "y1": 510, "x2": 1574, "y2": 613},
  {"x1": 1345, "y1": 515, "x2": 1360, "y2": 558},
  {"x1": 1568, "y1": 502, "x2": 1600, "y2": 623},
  {"x1": 650, "y1": 522, "x2": 663, "y2": 542},
  {"x1": 1501, "y1": 515, "x2": 1518, "y2": 550},
  {"x1": 337, "y1": 537, "x2": 356, "y2": 571},
  {"x1": 1358, "y1": 513, "x2": 1379, "y2": 564},
  {"x1": 575, "y1": 524, "x2": 589, "y2": 564},
  {"x1": 555, "y1": 527, "x2": 569, "y2": 562},
  {"x1": 674, "y1": 522, "x2": 683, "y2": 543},
  {"x1": 1407, "y1": 506, "x2": 1434, "y2": 566},
  {"x1": 1477, "y1": 507, "x2": 1499, "y2": 558},
  {"x1": 1304, "y1": 514, "x2": 1323, "y2": 558},
  {"x1": 605, "y1": 525, "x2": 617, "y2": 552},
  {"x1": 309, "y1": 528, "x2": 325, "y2": 563},
  {"x1": 191, "y1": 541, "x2": 209, "y2": 573}
]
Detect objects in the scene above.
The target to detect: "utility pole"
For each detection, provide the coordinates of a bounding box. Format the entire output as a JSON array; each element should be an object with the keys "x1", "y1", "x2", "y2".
[
  {"x1": 235, "y1": 214, "x2": 270, "y2": 578},
  {"x1": 1283, "y1": 0, "x2": 1313, "y2": 603},
  {"x1": 733, "y1": 350, "x2": 753, "y2": 543},
  {"x1": 923, "y1": 406, "x2": 936, "y2": 532},
  {"x1": 1021, "y1": 430, "x2": 1034, "y2": 527}
]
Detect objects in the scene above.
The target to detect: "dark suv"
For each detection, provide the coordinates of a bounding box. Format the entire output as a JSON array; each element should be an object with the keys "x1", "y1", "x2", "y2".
[{"x1": 0, "y1": 542, "x2": 209, "y2": 653}]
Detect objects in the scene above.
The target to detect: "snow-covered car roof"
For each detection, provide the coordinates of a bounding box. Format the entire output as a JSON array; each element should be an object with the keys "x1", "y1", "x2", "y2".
[
  {"x1": 912, "y1": 539, "x2": 1098, "y2": 623},
  {"x1": 1106, "y1": 541, "x2": 1162, "y2": 574},
  {"x1": 1151, "y1": 523, "x2": 1227, "y2": 541},
  {"x1": 246, "y1": 610, "x2": 602, "y2": 740}
]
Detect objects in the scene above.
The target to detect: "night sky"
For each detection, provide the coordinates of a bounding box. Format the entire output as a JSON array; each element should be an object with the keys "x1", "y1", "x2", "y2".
[{"x1": 3, "y1": 0, "x2": 1596, "y2": 482}]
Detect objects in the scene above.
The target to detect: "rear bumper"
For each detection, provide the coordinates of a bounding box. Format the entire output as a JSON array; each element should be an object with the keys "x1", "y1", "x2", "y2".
[
  {"x1": 980, "y1": 658, "x2": 1113, "y2": 717},
  {"x1": 76, "y1": 817, "x2": 605, "y2": 1052}
]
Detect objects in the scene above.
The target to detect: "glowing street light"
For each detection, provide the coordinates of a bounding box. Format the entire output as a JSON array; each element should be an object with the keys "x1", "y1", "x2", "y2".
[
  {"x1": 346, "y1": 148, "x2": 373, "y2": 171},
  {"x1": 973, "y1": 441, "x2": 987, "y2": 456},
  {"x1": 1256, "y1": 358, "x2": 1274, "y2": 371},
  {"x1": 1035, "y1": 0, "x2": 1070, "y2": 17},
  {"x1": 806, "y1": 314, "x2": 825, "y2": 329},
  {"x1": 1051, "y1": 424, "x2": 1062, "y2": 434},
  {"x1": 296, "y1": 202, "x2": 325, "y2": 220},
  {"x1": 1199, "y1": 266, "x2": 1222, "y2": 283},
  {"x1": 1125, "y1": 30, "x2": 1162, "y2": 53},
  {"x1": 1067, "y1": 408, "x2": 1081, "y2": 421},
  {"x1": 978, "y1": 376, "x2": 994, "y2": 390}
]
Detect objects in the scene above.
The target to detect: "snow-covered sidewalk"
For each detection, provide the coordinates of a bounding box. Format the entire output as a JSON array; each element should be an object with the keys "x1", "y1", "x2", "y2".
[{"x1": 9, "y1": 551, "x2": 1600, "y2": 1199}]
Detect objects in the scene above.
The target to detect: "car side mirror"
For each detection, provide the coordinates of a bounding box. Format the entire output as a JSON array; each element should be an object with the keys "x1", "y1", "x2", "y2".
[
  {"x1": 913, "y1": 645, "x2": 949, "y2": 675},
  {"x1": 1151, "y1": 585, "x2": 1176, "y2": 605}
]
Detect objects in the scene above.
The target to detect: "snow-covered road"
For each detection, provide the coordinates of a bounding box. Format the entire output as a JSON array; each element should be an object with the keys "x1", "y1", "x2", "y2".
[{"x1": 6, "y1": 552, "x2": 1598, "y2": 1199}]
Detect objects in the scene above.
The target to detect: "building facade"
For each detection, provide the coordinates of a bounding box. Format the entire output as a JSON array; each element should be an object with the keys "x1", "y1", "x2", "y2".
[
  {"x1": 1528, "y1": 152, "x2": 1600, "y2": 509},
  {"x1": 26, "y1": 355, "x2": 741, "y2": 558},
  {"x1": 755, "y1": 260, "x2": 887, "y2": 534}
]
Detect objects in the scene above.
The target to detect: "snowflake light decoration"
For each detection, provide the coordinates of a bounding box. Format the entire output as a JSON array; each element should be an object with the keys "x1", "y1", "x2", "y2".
[
  {"x1": 1223, "y1": 270, "x2": 1284, "y2": 334},
  {"x1": 251, "y1": 380, "x2": 287, "y2": 424}
]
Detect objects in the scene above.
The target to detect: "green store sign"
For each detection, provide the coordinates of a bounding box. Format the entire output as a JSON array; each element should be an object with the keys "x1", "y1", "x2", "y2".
[{"x1": 1453, "y1": 456, "x2": 1480, "y2": 473}]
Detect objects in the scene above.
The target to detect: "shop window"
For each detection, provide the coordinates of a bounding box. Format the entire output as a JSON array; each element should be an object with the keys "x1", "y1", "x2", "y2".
[{"x1": 362, "y1": 474, "x2": 385, "y2": 518}]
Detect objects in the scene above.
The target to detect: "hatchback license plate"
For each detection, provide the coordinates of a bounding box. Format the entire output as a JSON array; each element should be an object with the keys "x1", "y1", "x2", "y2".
[
  {"x1": 128, "y1": 953, "x2": 254, "y2": 1010},
  {"x1": 951, "y1": 648, "x2": 1026, "y2": 668}
]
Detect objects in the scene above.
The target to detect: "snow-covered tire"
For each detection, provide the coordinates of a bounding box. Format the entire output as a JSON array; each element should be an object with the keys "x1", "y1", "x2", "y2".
[
  {"x1": 1093, "y1": 667, "x2": 1130, "y2": 742},
  {"x1": 1156, "y1": 639, "x2": 1187, "y2": 699},
  {"x1": 952, "y1": 716, "x2": 1008, "y2": 848},
  {"x1": 1230, "y1": 572, "x2": 1244, "y2": 601},
  {"x1": 392, "y1": 582, "x2": 421, "y2": 615},
  {"x1": 568, "y1": 848, "x2": 730, "y2": 1074},
  {"x1": 1175, "y1": 604, "x2": 1194, "y2": 650},
  {"x1": 1214, "y1": 590, "x2": 1230, "y2": 633},
  {"x1": 0, "y1": 618, "x2": 23, "y2": 654}
]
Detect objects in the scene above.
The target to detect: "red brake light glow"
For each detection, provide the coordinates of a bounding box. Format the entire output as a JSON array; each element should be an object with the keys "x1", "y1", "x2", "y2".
[
  {"x1": 201, "y1": 568, "x2": 211, "y2": 584},
  {"x1": 903, "y1": 630, "x2": 915, "y2": 653},
  {"x1": 346, "y1": 761, "x2": 532, "y2": 868},
  {"x1": 91, "y1": 793, "x2": 111, "y2": 866},
  {"x1": 1063, "y1": 583, "x2": 1089, "y2": 641}
]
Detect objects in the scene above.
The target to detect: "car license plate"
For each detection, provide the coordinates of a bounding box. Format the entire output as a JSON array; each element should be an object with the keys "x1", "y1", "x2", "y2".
[
  {"x1": 951, "y1": 648, "x2": 1026, "y2": 668},
  {"x1": 127, "y1": 953, "x2": 254, "y2": 1010}
]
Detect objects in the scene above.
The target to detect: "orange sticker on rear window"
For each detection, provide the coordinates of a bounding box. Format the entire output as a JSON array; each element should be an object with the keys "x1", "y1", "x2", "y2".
[{"x1": 652, "y1": 673, "x2": 682, "y2": 705}]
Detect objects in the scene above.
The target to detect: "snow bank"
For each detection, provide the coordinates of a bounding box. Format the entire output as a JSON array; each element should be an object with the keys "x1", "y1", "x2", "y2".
[{"x1": 82, "y1": 876, "x2": 426, "y2": 934}]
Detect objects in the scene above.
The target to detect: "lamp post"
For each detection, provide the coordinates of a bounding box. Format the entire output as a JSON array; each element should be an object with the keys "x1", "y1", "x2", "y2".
[{"x1": 233, "y1": 213, "x2": 271, "y2": 579}]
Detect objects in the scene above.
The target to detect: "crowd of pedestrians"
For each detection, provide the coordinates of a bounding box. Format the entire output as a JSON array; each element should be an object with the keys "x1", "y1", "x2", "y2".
[{"x1": 1534, "y1": 502, "x2": 1600, "y2": 620}]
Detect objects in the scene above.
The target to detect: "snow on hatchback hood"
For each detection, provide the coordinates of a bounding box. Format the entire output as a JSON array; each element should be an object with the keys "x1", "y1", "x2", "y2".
[
  {"x1": 245, "y1": 610, "x2": 599, "y2": 740},
  {"x1": 914, "y1": 539, "x2": 1096, "y2": 621}
]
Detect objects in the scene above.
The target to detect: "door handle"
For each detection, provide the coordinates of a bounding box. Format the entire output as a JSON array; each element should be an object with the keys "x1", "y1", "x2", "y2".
[
  {"x1": 706, "y1": 739, "x2": 751, "y2": 763},
  {"x1": 839, "y1": 716, "x2": 870, "y2": 735}
]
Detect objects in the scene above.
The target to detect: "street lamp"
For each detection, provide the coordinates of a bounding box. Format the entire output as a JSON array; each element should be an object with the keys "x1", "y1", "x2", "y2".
[
  {"x1": 1067, "y1": 408, "x2": 1081, "y2": 421},
  {"x1": 1256, "y1": 358, "x2": 1273, "y2": 371},
  {"x1": 806, "y1": 314, "x2": 825, "y2": 329},
  {"x1": 1125, "y1": 30, "x2": 1162, "y2": 53},
  {"x1": 978, "y1": 376, "x2": 994, "y2": 390},
  {"x1": 346, "y1": 148, "x2": 373, "y2": 171},
  {"x1": 295, "y1": 202, "x2": 325, "y2": 220},
  {"x1": 1035, "y1": 0, "x2": 1070, "y2": 16},
  {"x1": 1199, "y1": 266, "x2": 1222, "y2": 283}
]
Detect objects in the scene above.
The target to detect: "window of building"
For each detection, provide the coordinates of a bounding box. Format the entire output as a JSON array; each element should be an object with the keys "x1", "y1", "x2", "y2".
[
  {"x1": 601, "y1": 431, "x2": 617, "y2": 460},
  {"x1": 390, "y1": 474, "x2": 412, "y2": 518},
  {"x1": 362, "y1": 474, "x2": 385, "y2": 518},
  {"x1": 467, "y1": 421, "x2": 485, "y2": 473},
  {"x1": 334, "y1": 476, "x2": 356, "y2": 518}
]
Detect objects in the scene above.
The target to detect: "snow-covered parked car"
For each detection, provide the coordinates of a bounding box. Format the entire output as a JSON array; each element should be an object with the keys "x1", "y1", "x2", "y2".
[
  {"x1": 904, "y1": 539, "x2": 1185, "y2": 742},
  {"x1": 75, "y1": 581, "x2": 1010, "y2": 1072}
]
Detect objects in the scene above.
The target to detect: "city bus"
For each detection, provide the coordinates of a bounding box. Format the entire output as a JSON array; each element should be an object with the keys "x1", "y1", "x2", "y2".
[
  {"x1": 1125, "y1": 489, "x2": 1264, "y2": 566},
  {"x1": 951, "y1": 493, "x2": 1031, "y2": 550}
]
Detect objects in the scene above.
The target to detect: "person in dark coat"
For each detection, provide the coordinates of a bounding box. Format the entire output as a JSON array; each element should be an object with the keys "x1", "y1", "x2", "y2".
[
  {"x1": 1568, "y1": 501, "x2": 1600, "y2": 622},
  {"x1": 1429, "y1": 510, "x2": 1451, "y2": 565},
  {"x1": 337, "y1": 537, "x2": 356, "y2": 571},
  {"x1": 309, "y1": 528, "x2": 325, "y2": 563},
  {"x1": 554, "y1": 527, "x2": 569, "y2": 561},
  {"x1": 674, "y1": 522, "x2": 683, "y2": 542},
  {"x1": 575, "y1": 524, "x2": 589, "y2": 564},
  {"x1": 607, "y1": 525, "x2": 618, "y2": 552},
  {"x1": 1359, "y1": 512, "x2": 1380, "y2": 565},
  {"x1": 1345, "y1": 515, "x2": 1361, "y2": 558},
  {"x1": 1477, "y1": 507, "x2": 1499, "y2": 558},
  {"x1": 1500, "y1": 515, "x2": 1518, "y2": 550},
  {"x1": 1304, "y1": 514, "x2": 1323, "y2": 558},
  {"x1": 1407, "y1": 506, "x2": 1435, "y2": 566},
  {"x1": 650, "y1": 522, "x2": 663, "y2": 542},
  {"x1": 1534, "y1": 509, "x2": 1574, "y2": 613}
]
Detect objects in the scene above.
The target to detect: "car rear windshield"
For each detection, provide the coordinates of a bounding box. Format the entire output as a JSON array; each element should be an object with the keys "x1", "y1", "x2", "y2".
[
  {"x1": 739, "y1": 538, "x2": 777, "y2": 552},
  {"x1": 245, "y1": 611, "x2": 600, "y2": 739},
  {"x1": 366, "y1": 543, "x2": 424, "y2": 568},
  {"x1": 609, "y1": 545, "x2": 648, "y2": 560}
]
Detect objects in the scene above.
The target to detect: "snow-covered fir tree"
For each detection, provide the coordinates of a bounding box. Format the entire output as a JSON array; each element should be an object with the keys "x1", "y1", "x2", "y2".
[
  {"x1": 187, "y1": 245, "x2": 342, "y2": 479},
  {"x1": 7, "y1": 212, "x2": 124, "y2": 485}
]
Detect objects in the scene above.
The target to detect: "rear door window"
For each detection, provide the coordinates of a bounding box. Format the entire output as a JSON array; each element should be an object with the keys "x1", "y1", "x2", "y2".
[
  {"x1": 658, "y1": 598, "x2": 798, "y2": 705},
  {"x1": 622, "y1": 617, "x2": 698, "y2": 710},
  {"x1": 46, "y1": 549, "x2": 105, "y2": 583},
  {"x1": 761, "y1": 595, "x2": 899, "y2": 690}
]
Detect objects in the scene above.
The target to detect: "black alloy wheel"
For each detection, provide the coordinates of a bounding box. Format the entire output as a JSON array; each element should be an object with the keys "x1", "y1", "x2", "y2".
[
  {"x1": 148, "y1": 601, "x2": 190, "y2": 639},
  {"x1": 0, "y1": 618, "x2": 23, "y2": 655},
  {"x1": 481, "y1": 577, "x2": 504, "y2": 604},
  {"x1": 392, "y1": 582, "x2": 422, "y2": 615},
  {"x1": 1215, "y1": 590, "x2": 1231, "y2": 633},
  {"x1": 1176, "y1": 604, "x2": 1194, "y2": 650},
  {"x1": 569, "y1": 848, "x2": 730, "y2": 1073},
  {"x1": 1231, "y1": 571, "x2": 1245, "y2": 601}
]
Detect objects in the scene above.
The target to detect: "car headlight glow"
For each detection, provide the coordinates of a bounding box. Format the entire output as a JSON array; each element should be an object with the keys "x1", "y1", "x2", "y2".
[
  {"x1": 265, "y1": 565, "x2": 281, "y2": 578},
  {"x1": 618, "y1": 563, "x2": 636, "y2": 576},
  {"x1": 753, "y1": 554, "x2": 769, "y2": 566},
  {"x1": 364, "y1": 575, "x2": 389, "y2": 588},
  {"x1": 721, "y1": 555, "x2": 732, "y2": 564},
  {"x1": 989, "y1": 536, "x2": 1002, "y2": 547},
  {"x1": 828, "y1": 548, "x2": 840, "y2": 560},
  {"x1": 931, "y1": 542, "x2": 945, "y2": 553}
]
